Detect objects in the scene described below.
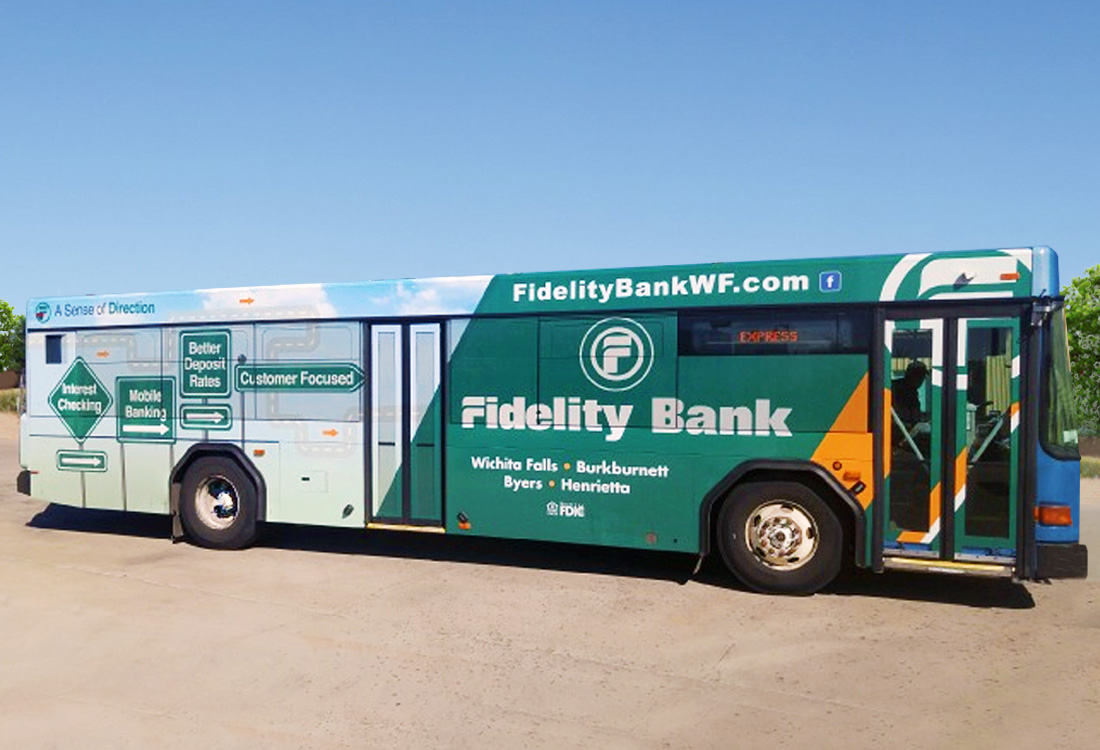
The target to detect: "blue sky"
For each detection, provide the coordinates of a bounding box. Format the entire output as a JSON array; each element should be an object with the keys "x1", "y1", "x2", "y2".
[{"x1": 2, "y1": 1, "x2": 1098, "y2": 314}]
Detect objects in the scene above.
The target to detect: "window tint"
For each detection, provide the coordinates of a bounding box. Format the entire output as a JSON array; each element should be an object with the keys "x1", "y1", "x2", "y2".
[
  {"x1": 1043, "y1": 305, "x2": 1079, "y2": 456},
  {"x1": 46, "y1": 335, "x2": 63, "y2": 364},
  {"x1": 679, "y1": 310, "x2": 870, "y2": 356}
]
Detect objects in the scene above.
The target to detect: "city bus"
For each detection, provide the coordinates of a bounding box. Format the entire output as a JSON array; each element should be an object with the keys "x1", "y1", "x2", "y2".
[{"x1": 15, "y1": 246, "x2": 1088, "y2": 593}]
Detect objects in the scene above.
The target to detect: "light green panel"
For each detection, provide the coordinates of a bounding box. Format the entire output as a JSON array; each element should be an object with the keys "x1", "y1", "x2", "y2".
[
  {"x1": 26, "y1": 435, "x2": 85, "y2": 506},
  {"x1": 80, "y1": 438, "x2": 124, "y2": 510},
  {"x1": 275, "y1": 439, "x2": 364, "y2": 527},
  {"x1": 121, "y1": 442, "x2": 173, "y2": 514},
  {"x1": 242, "y1": 441, "x2": 280, "y2": 520}
]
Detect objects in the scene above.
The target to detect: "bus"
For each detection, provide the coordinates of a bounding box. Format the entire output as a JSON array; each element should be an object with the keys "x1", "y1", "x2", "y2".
[{"x1": 15, "y1": 246, "x2": 1088, "y2": 594}]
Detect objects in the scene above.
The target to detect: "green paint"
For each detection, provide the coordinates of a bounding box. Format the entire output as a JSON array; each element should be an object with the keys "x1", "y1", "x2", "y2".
[{"x1": 444, "y1": 314, "x2": 865, "y2": 550}]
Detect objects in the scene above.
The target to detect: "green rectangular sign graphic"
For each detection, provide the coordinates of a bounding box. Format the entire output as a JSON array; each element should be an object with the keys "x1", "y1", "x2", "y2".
[
  {"x1": 56, "y1": 450, "x2": 108, "y2": 472},
  {"x1": 116, "y1": 376, "x2": 176, "y2": 443},
  {"x1": 180, "y1": 404, "x2": 233, "y2": 431},
  {"x1": 180, "y1": 329, "x2": 231, "y2": 397},
  {"x1": 234, "y1": 363, "x2": 364, "y2": 392}
]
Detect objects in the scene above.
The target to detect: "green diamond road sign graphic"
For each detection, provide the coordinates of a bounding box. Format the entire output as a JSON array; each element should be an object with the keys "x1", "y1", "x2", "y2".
[
  {"x1": 234, "y1": 362, "x2": 364, "y2": 392},
  {"x1": 48, "y1": 358, "x2": 112, "y2": 441},
  {"x1": 180, "y1": 404, "x2": 233, "y2": 431},
  {"x1": 180, "y1": 329, "x2": 231, "y2": 398},
  {"x1": 116, "y1": 376, "x2": 176, "y2": 443}
]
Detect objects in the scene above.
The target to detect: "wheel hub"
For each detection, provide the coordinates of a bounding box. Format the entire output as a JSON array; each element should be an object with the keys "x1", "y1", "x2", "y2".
[
  {"x1": 195, "y1": 477, "x2": 239, "y2": 530},
  {"x1": 745, "y1": 501, "x2": 819, "y2": 571}
]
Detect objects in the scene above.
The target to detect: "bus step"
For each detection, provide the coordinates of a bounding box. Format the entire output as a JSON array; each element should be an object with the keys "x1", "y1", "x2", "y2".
[{"x1": 883, "y1": 556, "x2": 1014, "y2": 578}]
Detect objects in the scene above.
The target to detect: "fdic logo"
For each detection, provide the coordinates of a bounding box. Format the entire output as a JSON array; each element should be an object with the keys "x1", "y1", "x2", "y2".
[{"x1": 579, "y1": 317, "x2": 654, "y2": 392}]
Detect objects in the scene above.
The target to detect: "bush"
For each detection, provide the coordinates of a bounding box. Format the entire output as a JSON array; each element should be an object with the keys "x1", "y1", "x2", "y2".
[
  {"x1": 0, "y1": 388, "x2": 18, "y2": 412},
  {"x1": 1083, "y1": 456, "x2": 1100, "y2": 479}
]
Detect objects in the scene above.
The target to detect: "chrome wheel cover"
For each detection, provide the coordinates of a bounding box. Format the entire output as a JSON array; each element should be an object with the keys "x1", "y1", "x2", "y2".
[
  {"x1": 744, "y1": 500, "x2": 819, "y2": 570},
  {"x1": 194, "y1": 475, "x2": 239, "y2": 531}
]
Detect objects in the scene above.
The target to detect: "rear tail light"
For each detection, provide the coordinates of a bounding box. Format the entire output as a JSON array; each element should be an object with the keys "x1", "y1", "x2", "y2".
[{"x1": 1034, "y1": 505, "x2": 1073, "y2": 526}]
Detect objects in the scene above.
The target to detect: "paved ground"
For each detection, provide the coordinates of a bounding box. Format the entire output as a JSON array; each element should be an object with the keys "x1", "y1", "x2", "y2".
[{"x1": 1, "y1": 413, "x2": 1098, "y2": 749}]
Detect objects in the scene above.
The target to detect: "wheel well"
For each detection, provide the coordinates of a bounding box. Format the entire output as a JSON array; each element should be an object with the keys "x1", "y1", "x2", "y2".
[
  {"x1": 170, "y1": 444, "x2": 266, "y2": 530},
  {"x1": 700, "y1": 462, "x2": 864, "y2": 566}
]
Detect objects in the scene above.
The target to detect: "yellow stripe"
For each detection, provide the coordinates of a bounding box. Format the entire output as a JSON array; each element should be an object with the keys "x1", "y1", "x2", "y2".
[
  {"x1": 367, "y1": 523, "x2": 446, "y2": 534},
  {"x1": 884, "y1": 556, "x2": 1013, "y2": 576}
]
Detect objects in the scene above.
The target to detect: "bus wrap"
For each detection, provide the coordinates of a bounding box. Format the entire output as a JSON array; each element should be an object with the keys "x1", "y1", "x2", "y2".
[{"x1": 17, "y1": 246, "x2": 1087, "y2": 593}]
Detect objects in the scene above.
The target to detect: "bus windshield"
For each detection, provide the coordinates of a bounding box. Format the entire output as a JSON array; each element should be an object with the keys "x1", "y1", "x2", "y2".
[{"x1": 1044, "y1": 304, "x2": 1080, "y2": 456}]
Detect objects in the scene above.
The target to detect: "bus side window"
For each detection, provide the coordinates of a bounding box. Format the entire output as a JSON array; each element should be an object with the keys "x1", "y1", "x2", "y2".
[{"x1": 46, "y1": 334, "x2": 63, "y2": 364}]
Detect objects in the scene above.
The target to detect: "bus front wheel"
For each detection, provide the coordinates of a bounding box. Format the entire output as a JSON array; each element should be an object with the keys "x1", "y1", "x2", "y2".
[
  {"x1": 717, "y1": 481, "x2": 843, "y2": 595},
  {"x1": 180, "y1": 456, "x2": 258, "y2": 550}
]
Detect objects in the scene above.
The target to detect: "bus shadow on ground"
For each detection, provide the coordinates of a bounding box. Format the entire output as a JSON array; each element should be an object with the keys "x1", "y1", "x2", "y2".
[
  {"x1": 262, "y1": 521, "x2": 702, "y2": 585},
  {"x1": 28, "y1": 503, "x2": 170, "y2": 539},
  {"x1": 27, "y1": 504, "x2": 1035, "y2": 608},
  {"x1": 264, "y1": 524, "x2": 1039, "y2": 608},
  {"x1": 824, "y1": 568, "x2": 1036, "y2": 609}
]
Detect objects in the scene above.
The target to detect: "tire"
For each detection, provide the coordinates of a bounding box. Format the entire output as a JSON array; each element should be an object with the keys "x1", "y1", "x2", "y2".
[
  {"x1": 717, "y1": 481, "x2": 843, "y2": 595},
  {"x1": 179, "y1": 455, "x2": 258, "y2": 550}
]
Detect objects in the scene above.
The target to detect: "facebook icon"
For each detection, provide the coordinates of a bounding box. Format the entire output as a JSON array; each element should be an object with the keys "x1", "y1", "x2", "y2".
[{"x1": 819, "y1": 271, "x2": 842, "y2": 293}]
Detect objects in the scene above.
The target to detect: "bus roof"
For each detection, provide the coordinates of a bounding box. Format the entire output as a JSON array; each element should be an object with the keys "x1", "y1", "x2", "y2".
[{"x1": 26, "y1": 246, "x2": 1055, "y2": 330}]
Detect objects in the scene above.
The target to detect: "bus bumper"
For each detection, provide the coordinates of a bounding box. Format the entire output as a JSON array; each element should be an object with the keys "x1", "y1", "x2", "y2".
[
  {"x1": 1034, "y1": 542, "x2": 1088, "y2": 579},
  {"x1": 16, "y1": 470, "x2": 30, "y2": 497}
]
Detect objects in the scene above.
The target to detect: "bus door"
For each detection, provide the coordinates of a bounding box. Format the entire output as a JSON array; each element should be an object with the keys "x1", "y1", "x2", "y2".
[
  {"x1": 369, "y1": 323, "x2": 444, "y2": 528},
  {"x1": 883, "y1": 316, "x2": 1020, "y2": 568}
]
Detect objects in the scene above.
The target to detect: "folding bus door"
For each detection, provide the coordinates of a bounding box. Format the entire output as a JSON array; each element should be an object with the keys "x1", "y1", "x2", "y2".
[
  {"x1": 953, "y1": 318, "x2": 1020, "y2": 561},
  {"x1": 882, "y1": 315, "x2": 1020, "y2": 573},
  {"x1": 369, "y1": 323, "x2": 444, "y2": 529}
]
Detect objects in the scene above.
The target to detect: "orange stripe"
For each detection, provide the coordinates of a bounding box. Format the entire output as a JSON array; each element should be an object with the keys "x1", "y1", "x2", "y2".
[
  {"x1": 811, "y1": 373, "x2": 874, "y2": 508},
  {"x1": 882, "y1": 387, "x2": 893, "y2": 480},
  {"x1": 954, "y1": 447, "x2": 968, "y2": 500}
]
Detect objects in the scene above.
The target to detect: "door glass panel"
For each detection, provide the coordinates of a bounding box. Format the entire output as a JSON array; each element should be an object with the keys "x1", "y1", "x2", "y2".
[
  {"x1": 408, "y1": 325, "x2": 441, "y2": 521},
  {"x1": 372, "y1": 326, "x2": 402, "y2": 517},
  {"x1": 961, "y1": 324, "x2": 1016, "y2": 542},
  {"x1": 888, "y1": 328, "x2": 934, "y2": 534}
]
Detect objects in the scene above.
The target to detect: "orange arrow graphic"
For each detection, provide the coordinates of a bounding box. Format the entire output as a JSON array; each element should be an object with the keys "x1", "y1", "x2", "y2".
[
  {"x1": 322, "y1": 429, "x2": 338, "y2": 437},
  {"x1": 96, "y1": 351, "x2": 110, "y2": 358},
  {"x1": 239, "y1": 297, "x2": 255, "y2": 305}
]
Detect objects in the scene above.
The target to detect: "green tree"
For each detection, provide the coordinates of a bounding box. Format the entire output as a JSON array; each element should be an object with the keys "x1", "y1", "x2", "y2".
[
  {"x1": 1064, "y1": 265, "x2": 1100, "y2": 436},
  {"x1": 0, "y1": 299, "x2": 26, "y2": 373}
]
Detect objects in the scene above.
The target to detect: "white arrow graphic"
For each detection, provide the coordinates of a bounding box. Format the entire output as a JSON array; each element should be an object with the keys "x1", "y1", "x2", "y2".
[
  {"x1": 122, "y1": 423, "x2": 170, "y2": 435},
  {"x1": 185, "y1": 411, "x2": 226, "y2": 423},
  {"x1": 64, "y1": 456, "x2": 104, "y2": 467}
]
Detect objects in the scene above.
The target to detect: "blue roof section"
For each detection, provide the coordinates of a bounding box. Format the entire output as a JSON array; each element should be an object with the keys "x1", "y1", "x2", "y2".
[{"x1": 1031, "y1": 246, "x2": 1061, "y2": 297}]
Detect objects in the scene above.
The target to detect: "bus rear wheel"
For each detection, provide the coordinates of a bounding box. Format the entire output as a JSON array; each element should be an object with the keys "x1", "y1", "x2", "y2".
[
  {"x1": 717, "y1": 481, "x2": 842, "y2": 595},
  {"x1": 180, "y1": 456, "x2": 258, "y2": 550}
]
